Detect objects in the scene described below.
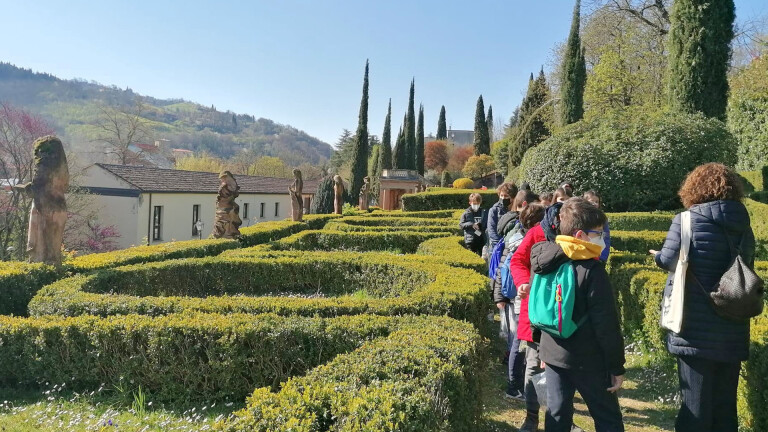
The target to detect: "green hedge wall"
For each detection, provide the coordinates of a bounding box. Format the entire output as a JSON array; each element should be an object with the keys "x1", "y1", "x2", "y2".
[
  {"x1": 338, "y1": 215, "x2": 455, "y2": 227},
  {"x1": 67, "y1": 238, "x2": 240, "y2": 273},
  {"x1": 401, "y1": 189, "x2": 500, "y2": 211},
  {"x1": 30, "y1": 253, "x2": 488, "y2": 327},
  {"x1": 216, "y1": 316, "x2": 483, "y2": 432},
  {"x1": 0, "y1": 262, "x2": 60, "y2": 316},
  {"x1": 0, "y1": 313, "x2": 395, "y2": 404},
  {"x1": 269, "y1": 230, "x2": 454, "y2": 253},
  {"x1": 416, "y1": 236, "x2": 487, "y2": 274},
  {"x1": 610, "y1": 230, "x2": 668, "y2": 254},
  {"x1": 606, "y1": 213, "x2": 674, "y2": 232},
  {"x1": 364, "y1": 209, "x2": 463, "y2": 219},
  {"x1": 325, "y1": 221, "x2": 462, "y2": 235}
]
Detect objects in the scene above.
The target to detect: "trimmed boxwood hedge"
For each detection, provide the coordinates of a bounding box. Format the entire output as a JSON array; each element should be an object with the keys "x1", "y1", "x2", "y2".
[
  {"x1": 610, "y1": 230, "x2": 668, "y2": 254},
  {"x1": 364, "y1": 209, "x2": 462, "y2": 219},
  {"x1": 325, "y1": 221, "x2": 462, "y2": 235},
  {"x1": 0, "y1": 262, "x2": 60, "y2": 316},
  {"x1": 216, "y1": 316, "x2": 483, "y2": 432},
  {"x1": 416, "y1": 236, "x2": 487, "y2": 274},
  {"x1": 401, "y1": 189, "x2": 500, "y2": 211},
  {"x1": 338, "y1": 215, "x2": 455, "y2": 227},
  {"x1": 67, "y1": 238, "x2": 240, "y2": 273},
  {"x1": 29, "y1": 252, "x2": 488, "y2": 327},
  {"x1": 268, "y1": 230, "x2": 454, "y2": 253},
  {"x1": 606, "y1": 213, "x2": 674, "y2": 232},
  {"x1": 0, "y1": 313, "x2": 395, "y2": 404}
]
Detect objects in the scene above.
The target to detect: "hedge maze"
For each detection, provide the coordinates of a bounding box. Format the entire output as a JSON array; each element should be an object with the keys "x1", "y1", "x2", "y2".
[{"x1": 3, "y1": 200, "x2": 768, "y2": 430}]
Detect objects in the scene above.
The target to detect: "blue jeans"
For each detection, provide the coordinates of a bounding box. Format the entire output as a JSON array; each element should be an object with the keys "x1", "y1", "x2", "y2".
[
  {"x1": 500, "y1": 303, "x2": 524, "y2": 388},
  {"x1": 675, "y1": 355, "x2": 740, "y2": 432},
  {"x1": 544, "y1": 364, "x2": 624, "y2": 432}
]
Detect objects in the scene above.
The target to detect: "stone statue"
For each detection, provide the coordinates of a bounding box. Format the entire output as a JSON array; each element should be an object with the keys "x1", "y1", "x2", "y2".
[
  {"x1": 289, "y1": 169, "x2": 303, "y2": 222},
  {"x1": 359, "y1": 176, "x2": 370, "y2": 211},
  {"x1": 212, "y1": 171, "x2": 242, "y2": 239},
  {"x1": 333, "y1": 175, "x2": 344, "y2": 215},
  {"x1": 13, "y1": 136, "x2": 69, "y2": 268}
]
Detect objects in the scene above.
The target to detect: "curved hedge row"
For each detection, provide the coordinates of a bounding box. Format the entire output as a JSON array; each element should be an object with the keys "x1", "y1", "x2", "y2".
[
  {"x1": 325, "y1": 221, "x2": 461, "y2": 235},
  {"x1": 338, "y1": 216, "x2": 455, "y2": 227},
  {"x1": 363, "y1": 209, "x2": 462, "y2": 219},
  {"x1": 606, "y1": 213, "x2": 675, "y2": 232},
  {"x1": 30, "y1": 252, "x2": 488, "y2": 327},
  {"x1": 268, "y1": 230, "x2": 454, "y2": 253},
  {"x1": 0, "y1": 262, "x2": 60, "y2": 316},
  {"x1": 416, "y1": 236, "x2": 487, "y2": 274},
  {"x1": 401, "y1": 190, "x2": 499, "y2": 212}
]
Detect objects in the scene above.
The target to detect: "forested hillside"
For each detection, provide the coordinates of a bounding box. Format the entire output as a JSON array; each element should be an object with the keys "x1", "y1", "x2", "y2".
[{"x1": 0, "y1": 62, "x2": 332, "y2": 166}]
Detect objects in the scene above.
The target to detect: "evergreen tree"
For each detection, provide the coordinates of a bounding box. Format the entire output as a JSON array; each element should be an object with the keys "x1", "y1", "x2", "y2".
[
  {"x1": 232, "y1": 113, "x2": 237, "y2": 128},
  {"x1": 560, "y1": 0, "x2": 587, "y2": 125},
  {"x1": 509, "y1": 70, "x2": 552, "y2": 167},
  {"x1": 378, "y1": 99, "x2": 393, "y2": 173},
  {"x1": 486, "y1": 105, "x2": 494, "y2": 142},
  {"x1": 369, "y1": 144, "x2": 380, "y2": 199},
  {"x1": 328, "y1": 129, "x2": 355, "y2": 173},
  {"x1": 441, "y1": 171, "x2": 452, "y2": 187},
  {"x1": 667, "y1": 0, "x2": 735, "y2": 119},
  {"x1": 405, "y1": 79, "x2": 416, "y2": 169},
  {"x1": 310, "y1": 176, "x2": 335, "y2": 214},
  {"x1": 437, "y1": 105, "x2": 447, "y2": 140},
  {"x1": 392, "y1": 123, "x2": 406, "y2": 169},
  {"x1": 473, "y1": 95, "x2": 490, "y2": 156},
  {"x1": 349, "y1": 60, "x2": 369, "y2": 204},
  {"x1": 416, "y1": 104, "x2": 425, "y2": 175}
]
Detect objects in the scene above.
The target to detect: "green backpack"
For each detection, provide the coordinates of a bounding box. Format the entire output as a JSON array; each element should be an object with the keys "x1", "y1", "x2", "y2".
[{"x1": 529, "y1": 261, "x2": 587, "y2": 338}]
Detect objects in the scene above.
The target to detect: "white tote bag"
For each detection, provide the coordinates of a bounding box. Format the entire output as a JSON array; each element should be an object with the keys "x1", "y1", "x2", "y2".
[{"x1": 661, "y1": 211, "x2": 691, "y2": 333}]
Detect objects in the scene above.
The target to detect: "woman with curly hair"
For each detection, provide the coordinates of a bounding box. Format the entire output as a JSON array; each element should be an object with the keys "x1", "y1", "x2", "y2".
[{"x1": 650, "y1": 163, "x2": 755, "y2": 432}]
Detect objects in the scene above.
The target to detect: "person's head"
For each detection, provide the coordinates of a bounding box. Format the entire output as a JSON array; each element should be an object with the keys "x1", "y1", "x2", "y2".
[
  {"x1": 583, "y1": 190, "x2": 601, "y2": 208},
  {"x1": 468, "y1": 193, "x2": 482, "y2": 211},
  {"x1": 497, "y1": 182, "x2": 519, "y2": 208},
  {"x1": 559, "y1": 197, "x2": 608, "y2": 247},
  {"x1": 519, "y1": 202, "x2": 546, "y2": 230},
  {"x1": 539, "y1": 192, "x2": 553, "y2": 207},
  {"x1": 553, "y1": 187, "x2": 572, "y2": 203},
  {"x1": 560, "y1": 182, "x2": 574, "y2": 196},
  {"x1": 678, "y1": 163, "x2": 744, "y2": 209},
  {"x1": 512, "y1": 190, "x2": 539, "y2": 212},
  {"x1": 520, "y1": 182, "x2": 531, "y2": 191}
]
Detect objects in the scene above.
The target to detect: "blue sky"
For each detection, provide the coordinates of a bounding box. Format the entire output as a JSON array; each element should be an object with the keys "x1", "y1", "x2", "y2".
[{"x1": 2, "y1": 1, "x2": 766, "y2": 146}]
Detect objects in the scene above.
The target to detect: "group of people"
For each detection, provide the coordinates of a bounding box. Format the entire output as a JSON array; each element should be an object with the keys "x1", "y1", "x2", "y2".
[{"x1": 459, "y1": 162, "x2": 758, "y2": 432}]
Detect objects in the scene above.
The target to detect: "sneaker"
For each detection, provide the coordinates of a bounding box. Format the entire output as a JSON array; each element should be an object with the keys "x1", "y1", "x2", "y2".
[
  {"x1": 518, "y1": 418, "x2": 539, "y2": 432},
  {"x1": 504, "y1": 388, "x2": 525, "y2": 401}
]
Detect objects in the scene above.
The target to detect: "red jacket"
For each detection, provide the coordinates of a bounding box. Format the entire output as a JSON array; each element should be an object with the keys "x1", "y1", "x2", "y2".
[{"x1": 510, "y1": 224, "x2": 546, "y2": 342}]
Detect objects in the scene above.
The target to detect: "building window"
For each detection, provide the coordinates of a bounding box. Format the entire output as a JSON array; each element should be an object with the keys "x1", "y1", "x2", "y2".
[
  {"x1": 274, "y1": 202, "x2": 279, "y2": 217},
  {"x1": 260, "y1": 202, "x2": 265, "y2": 218},
  {"x1": 243, "y1": 203, "x2": 249, "y2": 219},
  {"x1": 152, "y1": 206, "x2": 162, "y2": 241},
  {"x1": 192, "y1": 204, "x2": 200, "y2": 235}
]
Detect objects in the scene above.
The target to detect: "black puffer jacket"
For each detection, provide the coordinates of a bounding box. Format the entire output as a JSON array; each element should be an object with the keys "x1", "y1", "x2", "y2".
[
  {"x1": 459, "y1": 207, "x2": 487, "y2": 246},
  {"x1": 655, "y1": 200, "x2": 755, "y2": 362}
]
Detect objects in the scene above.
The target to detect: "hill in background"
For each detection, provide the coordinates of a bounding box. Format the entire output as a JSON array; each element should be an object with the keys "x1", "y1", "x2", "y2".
[{"x1": 0, "y1": 62, "x2": 333, "y2": 167}]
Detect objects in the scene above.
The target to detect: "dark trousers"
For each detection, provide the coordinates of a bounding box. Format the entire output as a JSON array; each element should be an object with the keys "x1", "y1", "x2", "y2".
[
  {"x1": 509, "y1": 337, "x2": 525, "y2": 388},
  {"x1": 466, "y1": 241, "x2": 483, "y2": 256},
  {"x1": 675, "y1": 355, "x2": 740, "y2": 432},
  {"x1": 544, "y1": 364, "x2": 624, "y2": 432}
]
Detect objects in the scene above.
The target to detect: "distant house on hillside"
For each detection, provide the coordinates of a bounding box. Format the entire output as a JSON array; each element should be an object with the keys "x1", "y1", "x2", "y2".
[
  {"x1": 122, "y1": 140, "x2": 194, "y2": 169},
  {"x1": 79, "y1": 164, "x2": 317, "y2": 250},
  {"x1": 446, "y1": 129, "x2": 474, "y2": 147}
]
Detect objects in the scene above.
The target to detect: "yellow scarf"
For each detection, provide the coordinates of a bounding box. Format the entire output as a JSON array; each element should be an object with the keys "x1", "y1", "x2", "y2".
[{"x1": 555, "y1": 235, "x2": 602, "y2": 260}]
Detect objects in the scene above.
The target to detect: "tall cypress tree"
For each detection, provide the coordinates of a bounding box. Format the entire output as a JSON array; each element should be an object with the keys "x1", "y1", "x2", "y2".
[
  {"x1": 486, "y1": 105, "x2": 494, "y2": 143},
  {"x1": 560, "y1": 0, "x2": 586, "y2": 125},
  {"x1": 473, "y1": 95, "x2": 490, "y2": 156},
  {"x1": 416, "y1": 104, "x2": 425, "y2": 175},
  {"x1": 510, "y1": 70, "x2": 552, "y2": 167},
  {"x1": 378, "y1": 99, "x2": 393, "y2": 171},
  {"x1": 667, "y1": 0, "x2": 735, "y2": 119},
  {"x1": 393, "y1": 122, "x2": 406, "y2": 169},
  {"x1": 437, "y1": 105, "x2": 447, "y2": 140},
  {"x1": 349, "y1": 60, "x2": 369, "y2": 203},
  {"x1": 405, "y1": 79, "x2": 416, "y2": 169}
]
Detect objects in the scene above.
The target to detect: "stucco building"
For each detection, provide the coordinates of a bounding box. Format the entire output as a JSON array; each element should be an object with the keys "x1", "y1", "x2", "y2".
[{"x1": 79, "y1": 164, "x2": 316, "y2": 250}]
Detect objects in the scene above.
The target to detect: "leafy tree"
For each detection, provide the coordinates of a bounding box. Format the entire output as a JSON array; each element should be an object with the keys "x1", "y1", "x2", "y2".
[
  {"x1": 349, "y1": 60, "x2": 370, "y2": 203},
  {"x1": 473, "y1": 95, "x2": 490, "y2": 156},
  {"x1": 462, "y1": 154, "x2": 496, "y2": 179},
  {"x1": 249, "y1": 156, "x2": 292, "y2": 178},
  {"x1": 447, "y1": 146, "x2": 474, "y2": 174},
  {"x1": 405, "y1": 79, "x2": 416, "y2": 169},
  {"x1": 667, "y1": 0, "x2": 735, "y2": 119},
  {"x1": 96, "y1": 98, "x2": 153, "y2": 165},
  {"x1": 175, "y1": 153, "x2": 225, "y2": 173},
  {"x1": 441, "y1": 171, "x2": 452, "y2": 187},
  {"x1": 509, "y1": 70, "x2": 552, "y2": 167},
  {"x1": 561, "y1": 0, "x2": 587, "y2": 125},
  {"x1": 486, "y1": 105, "x2": 495, "y2": 142},
  {"x1": 416, "y1": 104, "x2": 425, "y2": 175},
  {"x1": 310, "y1": 176, "x2": 335, "y2": 214},
  {"x1": 729, "y1": 53, "x2": 768, "y2": 169},
  {"x1": 491, "y1": 138, "x2": 511, "y2": 176},
  {"x1": 425, "y1": 141, "x2": 450, "y2": 173},
  {"x1": 437, "y1": 105, "x2": 447, "y2": 140},
  {"x1": 293, "y1": 162, "x2": 324, "y2": 181},
  {"x1": 379, "y1": 99, "x2": 393, "y2": 170}
]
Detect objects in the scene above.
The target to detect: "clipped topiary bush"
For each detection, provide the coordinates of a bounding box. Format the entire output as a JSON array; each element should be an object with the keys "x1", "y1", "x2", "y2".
[
  {"x1": 401, "y1": 189, "x2": 499, "y2": 211},
  {"x1": 518, "y1": 108, "x2": 737, "y2": 211},
  {"x1": 452, "y1": 178, "x2": 474, "y2": 189},
  {"x1": 0, "y1": 262, "x2": 60, "y2": 316}
]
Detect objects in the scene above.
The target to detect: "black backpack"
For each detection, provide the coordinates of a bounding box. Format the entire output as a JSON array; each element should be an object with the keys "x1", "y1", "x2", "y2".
[{"x1": 693, "y1": 227, "x2": 764, "y2": 322}]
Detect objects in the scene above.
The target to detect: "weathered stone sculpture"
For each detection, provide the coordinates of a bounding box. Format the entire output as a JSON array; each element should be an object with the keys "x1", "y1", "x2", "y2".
[
  {"x1": 212, "y1": 171, "x2": 242, "y2": 239},
  {"x1": 333, "y1": 175, "x2": 344, "y2": 215},
  {"x1": 359, "y1": 176, "x2": 370, "y2": 211},
  {"x1": 13, "y1": 136, "x2": 69, "y2": 268},
  {"x1": 289, "y1": 169, "x2": 303, "y2": 222}
]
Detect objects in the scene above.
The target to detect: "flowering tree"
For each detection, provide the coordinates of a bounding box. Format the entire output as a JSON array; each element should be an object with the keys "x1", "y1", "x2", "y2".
[
  {"x1": 0, "y1": 103, "x2": 55, "y2": 260},
  {"x1": 65, "y1": 219, "x2": 121, "y2": 254}
]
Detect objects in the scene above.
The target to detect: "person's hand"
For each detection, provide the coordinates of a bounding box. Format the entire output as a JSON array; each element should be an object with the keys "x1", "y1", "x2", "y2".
[
  {"x1": 607, "y1": 375, "x2": 624, "y2": 393},
  {"x1": 496, "y1": 302, "x2": 506, "y2": 310},
  {"x1": 518, "y1": 283, "x2": 531, "y2": 297},
  {"x1": 473, "y1": 223, "x2": 480, "y2": 230},
  {"x1": 648, "y1": 249, "x2": 659, "y2": 256},
  {"x1": 540, "y1": 361, "x2": 546, "y2": 369}
]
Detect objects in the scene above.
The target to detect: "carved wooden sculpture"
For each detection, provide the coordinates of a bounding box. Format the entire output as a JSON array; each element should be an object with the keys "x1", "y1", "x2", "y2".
[
  {"x1": 13, "y1": 136, "x2": 69, "y2": 267},
  {"x1": 359, "y1": 176, "x2": 370, "y2": 211},
  {"x1": 212, "y1": 171, "x2": 242, "y2": 239},
  {"x1": 333, "y1": 175, "x2": 344, "y2": 215},
  {"x1": 289, "y1": 169, "x2": 303, "y2": 221}
]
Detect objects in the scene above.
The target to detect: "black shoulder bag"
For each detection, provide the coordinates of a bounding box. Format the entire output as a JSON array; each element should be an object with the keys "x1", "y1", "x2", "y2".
[{"x1": 692, "y1": 228, "x2": 764, "y2": 322}]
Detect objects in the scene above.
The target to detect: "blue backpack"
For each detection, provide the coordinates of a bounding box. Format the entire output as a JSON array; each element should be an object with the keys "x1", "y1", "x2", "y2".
[
  {"x1": 500, "y1": 229, "x2": 525, "y2": 299},
  {"x1": 488, "y1": 239, "x2": 505, "y2": 280}
]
